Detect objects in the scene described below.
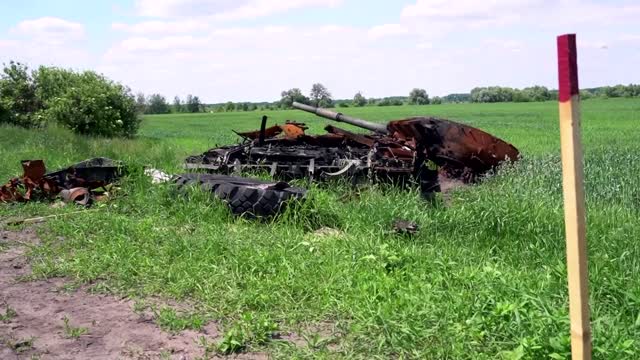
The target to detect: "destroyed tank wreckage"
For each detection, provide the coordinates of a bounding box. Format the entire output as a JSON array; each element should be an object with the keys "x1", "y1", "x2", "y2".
[{"x1": 185, "y1": 102, "x2": 520, "y2": 198}]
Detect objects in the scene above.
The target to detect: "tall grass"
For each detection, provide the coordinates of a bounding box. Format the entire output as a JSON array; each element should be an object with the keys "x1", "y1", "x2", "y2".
[{"x1": 1, "y1": 99, "x2": 639, "y2": 358}]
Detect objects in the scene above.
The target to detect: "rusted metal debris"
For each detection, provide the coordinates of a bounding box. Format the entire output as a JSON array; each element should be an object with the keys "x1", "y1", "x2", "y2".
[
  {"x1": 0, "y1": 160, "x2": 58, "y2": 202},
  {"x1": 0, "y1": 157, "x2": 123, "y2": 205},
  {"x1": 392, "y1": 219, "x2": 420, "y2": 235},
  {"x1": 186, "y1": 103, "x2": 520, "y2": 198},
  {"x1": 236, "y1": 120, "x2": 308, "y2": 141}
]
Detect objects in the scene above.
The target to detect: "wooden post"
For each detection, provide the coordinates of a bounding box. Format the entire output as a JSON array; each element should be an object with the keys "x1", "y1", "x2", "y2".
[{"x1": 557, "y1": 33, "x2": 591, "y2": 360}]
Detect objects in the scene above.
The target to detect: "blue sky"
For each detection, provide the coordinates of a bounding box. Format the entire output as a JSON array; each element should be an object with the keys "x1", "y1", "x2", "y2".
[{"x1": 1, "y1": 0, "x2": 639, "y2": 102}]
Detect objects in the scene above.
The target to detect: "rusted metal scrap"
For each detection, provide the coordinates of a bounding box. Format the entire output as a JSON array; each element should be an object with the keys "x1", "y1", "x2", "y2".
[
  {"x1": 185, "y1": 103, "x2": 520, "y2": 198},
  {"x1": 0, "y1": 157, "x2": 123, "y2": 205},
  {"x1": 392, "y1": 219, "x2": 420, "y2": 235}
]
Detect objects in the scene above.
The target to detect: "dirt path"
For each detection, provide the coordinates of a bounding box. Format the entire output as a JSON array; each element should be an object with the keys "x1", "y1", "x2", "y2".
[{"x1": 0, "y1": 228, "x2": 265, "y2": 360}]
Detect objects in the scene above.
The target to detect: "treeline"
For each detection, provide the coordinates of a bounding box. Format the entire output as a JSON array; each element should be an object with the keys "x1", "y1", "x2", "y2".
[
  {"x1": 471, "y1": 86, "x2": 555, "y2": 103},
  {"x1": 209, "y1": 85, "x2": 443, "y2": 112},
  {"x1": 213, "y1": 83, "x2": 640, "y2": 112},
  {"x1": 582, "y1": 84, "x2": 640, "y2": 99},
  {"x1": 137, "y1": 93, "x2": 204, "y2": 114},
  {"x1": 470, "y1": 84, "x2": 640, "y2": 103},
  {"x1": 0, "y1": 61, "x2": 139, "y2": 137}
]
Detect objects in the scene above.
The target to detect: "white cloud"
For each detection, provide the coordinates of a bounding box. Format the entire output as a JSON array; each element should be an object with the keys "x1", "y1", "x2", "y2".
[
  {"x1": 112, "y1": 20, "x2": 209, "y2": 34},
  {"x1": 11, "y1": 17, "x2": 85, "y2": 43},
  {"x1": 401, "y1": 0, "x2": 538, "y2": 25},
  {"x1": 5, "y1": 2, "x2": 638, "y2": 104},
  {"x1": 213, "y1": 0, "x2": 342, "y2": 21},
  {"x1": 578, "y1": 40, "x2": 608, "y2": 50},
  {"x1": 135, "y1": 0, "x2": 342, "y2": 19},
  {"x1": 619, "y1": 34, "x2": 640, "y2": 43},
  {"x1": 99, "y1": 24, "x2": 454, "y2": 101},
  {"x1": 0, "y1": 40, "x2": 20, "y2": 48},
  {"x1": 117, "y1": 36, "x2": 209, "y2": 52},
  {"x1": 0, "y1": 38, "x2": 91, "y2": 69},
  {"x1": 135, "y1": 0, "x2": 246, "y2": 17},
  {"x1": 400, "y1": 0, "x2": 640, "y2": 29},
  {"x1": 483, "y1": 38, "x2": 525, "y2": 52},
  {"x1": 2, "y1": 17, "x2": 89, "y2": 67},
  {"x1": 368, "y1": 24, "x2": 409, "y2": 39}
]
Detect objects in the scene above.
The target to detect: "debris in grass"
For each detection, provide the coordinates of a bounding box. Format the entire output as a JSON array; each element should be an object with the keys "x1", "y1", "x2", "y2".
[
  {"x1": 1, "y1": 209, "x2": 100, "y2": 227},
  {"x1": 185, "y1": 103, "x2": 520, "y2": 200},
  {"x1": 0, "y1": 157, "x2": 123, "y2": 206},
  {"x1": 392, "y1": 219, "x2": 420, "y2": 235},
  {"x1": 173, "y1": 173, "x2": 306, "y2": 218},
  {"x1": 144, "y1": 168, "x2": 172, "y2": 184},
  {"x1": 312, "y1": 227, "x2": 343, "y2": 238}
]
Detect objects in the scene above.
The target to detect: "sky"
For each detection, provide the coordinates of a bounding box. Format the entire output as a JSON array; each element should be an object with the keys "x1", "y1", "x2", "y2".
[{"x1": 1, "y1": 0, "x2": 639, "y2": 103}]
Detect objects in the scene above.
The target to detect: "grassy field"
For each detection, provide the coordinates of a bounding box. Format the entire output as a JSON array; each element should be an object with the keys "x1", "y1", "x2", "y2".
[{"x1": 1, "y1": 98, "x2": 639, "y2": 358}]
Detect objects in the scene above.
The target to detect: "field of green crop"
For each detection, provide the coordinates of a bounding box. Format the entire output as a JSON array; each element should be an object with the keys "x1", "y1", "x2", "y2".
[{"x1": 1, "y1": 99, "x2": 639, "y2": 358}]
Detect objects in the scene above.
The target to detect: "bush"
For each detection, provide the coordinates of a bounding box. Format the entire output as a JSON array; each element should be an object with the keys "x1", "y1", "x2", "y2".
[
  {"x1": 0, "y1": 61, "x2": 44, "y2": 128},
  {"x1": 353, "y1": 91, "x2": 366, "y2": 107},
  {"x1": 378, "y1": 97, "x2": 403, "y2": 106},
  {"x1": 46, "y1": 71, "x2": 140, "y2": 137},
  {"x1": 408, "y1": 88, "x2": 429, "y2": 105},
  {"x1": 146, "y1": 93, "x2": 170, "y2": 114},
  {"x1": 0, "y1": 61, "x2": 140, "y2": 137}
]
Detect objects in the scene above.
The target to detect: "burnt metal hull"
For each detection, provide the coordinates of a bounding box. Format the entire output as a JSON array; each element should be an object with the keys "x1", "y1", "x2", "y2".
[{"x1": 185, "y1": 111, "x2": 520, "y2": 197}]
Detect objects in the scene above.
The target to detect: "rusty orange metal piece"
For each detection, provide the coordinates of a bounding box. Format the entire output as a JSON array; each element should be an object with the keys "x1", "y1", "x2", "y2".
[
  {"x1": 1, "y1": 158, "x2": 122, "y2": 204},
  {"x1": 387, "y1": 117, "x2": 519, "y2": 180},
  {"x1": 237, "y1": 121, "x2": 308, "y2": 140},
  {"x1": 0, "y1": 160, "x2": 60, "y2": 202},
  {"x1": 281, "y1": 123, "x2": 306, "y2": 139},
  {"x1": 237, "y1": 125, "x2": 283, "y2": 139}
]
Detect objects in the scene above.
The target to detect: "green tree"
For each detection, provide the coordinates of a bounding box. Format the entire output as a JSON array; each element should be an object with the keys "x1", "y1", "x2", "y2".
[
  {"x1": 408, "y1": 88, "x2": 429, "y2": 105},
  {"x1": 279, "y1": 88, "x2": 309, "y2": 109},
  {"x1": 135, "y1": 92, "x2": 147, "y2": 114},
  {"x1": 353, "y1": 91, "x2": 366, "y2": 107},
  {"x1": 1, "y1": 61, "x2": 140, "y2": 136},
  {"x1": 46, "y1": 71, "x2": 140, "y2": 137},
  {"x1": 146, "y1": 94, "x2": 170, "y2": 114},
  {"x1": 172, "y1": 96, "x2": 183, "y2": 113},
  {"x1": 378, "y1": 97, "x2": 403, "y2": 106},
  {"x1": 431, "y1": 96, "x2": 442, "y2": 104},
  {"x1": 613, "y1": 84, "x2": 629, "y2": 97},
  {"x1": 0, "y1": 61, "x2": 42, "y2": 128},
  {"x1": 185, "y1": 94, "x2": 202, "y2": 113},
  {"x1": 34, "y1": 65, "x2": 77, "y2": 104},
  {"x1": 580, "y1": 90, "x2": 593, "y2": 100},
  {"x1": 310, "y1": 83, "x2": 333, "y2": 107},
  {"x1": 225, "y1": 101, "x2": 236, "y2": 112},
  {"x1": 522, "y1": 86, "x2": 551, "y2": 102},
  {"x1": 443, "y1": 93, "x2": 470, "y2": 103}
]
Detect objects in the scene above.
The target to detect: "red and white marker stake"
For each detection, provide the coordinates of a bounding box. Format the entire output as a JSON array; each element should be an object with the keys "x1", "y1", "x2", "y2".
[{"x1": 557, "y1": 33, "x2": 591, "y2": 360}]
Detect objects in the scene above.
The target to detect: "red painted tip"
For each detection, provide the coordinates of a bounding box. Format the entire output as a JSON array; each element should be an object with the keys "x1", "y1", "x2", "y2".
[{"x1": 557, "y1": 34, "x2": 579, "y2": 102}]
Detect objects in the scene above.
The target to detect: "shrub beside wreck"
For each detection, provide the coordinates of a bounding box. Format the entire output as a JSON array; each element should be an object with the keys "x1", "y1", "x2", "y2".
[{"x1": 0, "y1": 61, "x2": 140, "y2": 137}]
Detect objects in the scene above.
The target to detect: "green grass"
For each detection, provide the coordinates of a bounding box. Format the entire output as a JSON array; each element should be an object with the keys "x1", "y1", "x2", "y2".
[
  {"x1": 1, "y1": 99, "x2": 639, "y2": 359},
  {"x1": 62, "y1": 315, "x2": 88, "y2": 339},
  {"x1": 0, "y1": 305, "x2": 17, "y2": 323}
]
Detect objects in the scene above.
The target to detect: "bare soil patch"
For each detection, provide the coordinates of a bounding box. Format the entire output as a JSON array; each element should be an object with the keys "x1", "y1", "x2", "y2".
[{"x1": 0, "y1": 228, "x2": 266, "y2": 360}]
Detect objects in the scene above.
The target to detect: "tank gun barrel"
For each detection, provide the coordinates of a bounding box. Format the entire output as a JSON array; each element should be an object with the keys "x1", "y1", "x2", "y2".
[{"x1": 292, "y1": 102, "x2": 388, "y2": 134}]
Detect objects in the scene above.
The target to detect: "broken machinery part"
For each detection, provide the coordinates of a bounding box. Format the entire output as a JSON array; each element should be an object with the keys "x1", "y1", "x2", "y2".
[
  {"x1": 173, "y1": 173, "x2": 306, "y2": 218},
  {"x1": 0, "y1": 157, "x2": 123, "y2": 206}
]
